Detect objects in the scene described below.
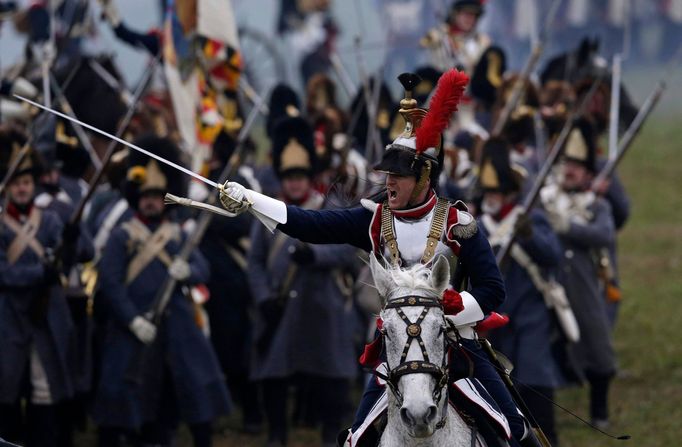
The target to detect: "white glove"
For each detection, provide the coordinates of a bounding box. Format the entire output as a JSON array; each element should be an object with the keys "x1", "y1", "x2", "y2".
[
  {"x1": 219, "y1": 181, "x2": 251, "y2": 215},
  {"x1": 168, "y1": 257, "x2": 191, "y2": 281},
  {"x1": 129, "y1": 316, "x2": 157, "y2": 344},
  {"x1": 99, "y1": 0, "x2": 121, "y2": 27}
]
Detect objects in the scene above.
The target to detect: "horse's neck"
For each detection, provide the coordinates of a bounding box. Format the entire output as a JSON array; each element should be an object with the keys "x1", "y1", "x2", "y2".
[{"x1": 381, "y1": 394, "x2": 473, "y2": 447}]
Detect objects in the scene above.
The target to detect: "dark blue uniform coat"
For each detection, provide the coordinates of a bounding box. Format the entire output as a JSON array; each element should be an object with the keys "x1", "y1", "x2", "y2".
[
  {"x1": 278, "y1": 204, "x2": 505, "y2": 314},
  {"x1": 0, "y1": 208, "x2": 76, "y2": 404},
  {"x1": 92, "y1": 220, "x2": 231, "y2": 428}
]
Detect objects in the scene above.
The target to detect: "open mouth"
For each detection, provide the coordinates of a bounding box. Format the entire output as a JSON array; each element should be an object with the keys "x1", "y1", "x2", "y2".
[{"x1": 388, "y1": 189, "x2": 398, "y2": 199}]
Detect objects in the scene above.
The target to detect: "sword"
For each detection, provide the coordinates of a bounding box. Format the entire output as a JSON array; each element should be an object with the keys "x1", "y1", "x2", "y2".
[
  {"x1": 15, "y1": 92, "x2": 286, "y2": 231},
  {"x1": 13, "y1": 94, "x2": 221, "y2": 191}
]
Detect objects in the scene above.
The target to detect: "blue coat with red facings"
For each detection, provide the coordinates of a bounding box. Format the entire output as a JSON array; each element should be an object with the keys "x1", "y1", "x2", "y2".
[{"x1": 278, "y1": 202, "x2": 505, "y2": 314}]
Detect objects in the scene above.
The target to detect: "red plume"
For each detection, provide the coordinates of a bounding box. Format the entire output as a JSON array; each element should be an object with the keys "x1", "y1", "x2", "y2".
[{"x1": 415, "y1": 69, "x2": 469, "y2": 154}]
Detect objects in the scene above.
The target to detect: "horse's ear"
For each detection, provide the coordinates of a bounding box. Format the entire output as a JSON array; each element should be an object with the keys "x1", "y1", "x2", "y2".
[
  {"x1": 431, "y1": 256, "x2": 451, "y2": 294},
  {"x1": 369, "y1": 253, "x2": 392, "y2": 298}
]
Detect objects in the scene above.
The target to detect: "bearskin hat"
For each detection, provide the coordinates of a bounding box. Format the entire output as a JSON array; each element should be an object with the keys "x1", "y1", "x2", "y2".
[
  {"x1": 413, "y1": 66, "x2": 443, "y2": 105},
  {"x1": 124, "y1": 134, "x2": 186, "y2": 209},
  {"x1": 349, "y1": 78, "x2": 395, "y2": 153},
  {"x1": 470, "y1": 46, "x2": 506, "y2": 110},
  {"x1": 0, "y1": 124, "x2": 42, "y2": 181},
  {"x1": 272, "y1": 116, "x2": 316, "y2": 179},
  {"x1": 562, "y1": 118, "x2": 597, "y2": 173},
  {"x1": 266, "y1": 84, "x2": 301, "y2": 138},
  {"x1": 305, "y1": 73, "x2": 338, "y2": 118},
  {"x1": 478, "y1": 138, "x2": 526, "y2": 193}
]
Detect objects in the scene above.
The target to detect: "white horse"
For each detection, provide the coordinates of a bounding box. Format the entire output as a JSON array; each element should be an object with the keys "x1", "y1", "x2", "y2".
[{"x1": 369, "y1": 254, "x2": 488, "y2": 447}]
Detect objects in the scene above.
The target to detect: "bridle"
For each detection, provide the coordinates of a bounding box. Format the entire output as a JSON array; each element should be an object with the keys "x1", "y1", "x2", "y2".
[{"x1": 374, "y1": 294, "x2": 449, "y2": 430}]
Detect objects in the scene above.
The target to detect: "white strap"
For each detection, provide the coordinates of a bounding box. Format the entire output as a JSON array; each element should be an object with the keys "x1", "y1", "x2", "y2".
[{"x1": 94, "y1": 198, "x2": 129, "y2": 254}]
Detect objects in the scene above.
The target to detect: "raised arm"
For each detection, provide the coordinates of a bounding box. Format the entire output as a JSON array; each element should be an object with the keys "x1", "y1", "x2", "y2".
[{"x1": 277, "y1": 205, "x2": 373, "y2": 251}]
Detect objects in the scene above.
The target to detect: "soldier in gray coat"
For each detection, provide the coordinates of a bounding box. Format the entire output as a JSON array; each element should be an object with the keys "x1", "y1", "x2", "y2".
[
  {"x1": 247, "y1": 117, "x2": 359, "y2": 447},
  {"x1": 541, "y1": 120, "x2": 617, "y2": 429}
]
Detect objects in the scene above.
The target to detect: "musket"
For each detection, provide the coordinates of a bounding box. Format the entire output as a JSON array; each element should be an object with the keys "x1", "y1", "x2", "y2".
[
  {"x1": 67, "y1": 53, "x2": 161, "y2": 227},
  {"x1": 607, "y1": 53, "x2": 622, "y2": 161},
  {"x1": 489, "y1": 0, "x2": 561, "y2": 138},
  {"x1": 88, "y1": 58, "x2": 134, "y2": 107},
  {"x1": 592, "y1": 75, "x2": 666, "y2": 191},
  {"x1": 123, "y1": 85, "x2": 269, "y2": 384},
  {"x1": 495, "y1": 76, "x2": 603, "y2": 265},
  {"x1": 238, "y1": 77, "x2": 270, "y2": 117},
  {"x1": 480, "y1": 339, "x2": 552, "y2": 447},
  {"x1": 353, "y1": 35, "x2": 382, "y2": 164},
  {"x1": 329, "y1": 51, "x2": 355, "y2": 100}
]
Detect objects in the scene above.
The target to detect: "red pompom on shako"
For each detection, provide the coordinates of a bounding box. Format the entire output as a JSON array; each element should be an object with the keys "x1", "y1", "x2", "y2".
[{"x1": 442, "y1": 289, "x2": 465, "y2": 315}]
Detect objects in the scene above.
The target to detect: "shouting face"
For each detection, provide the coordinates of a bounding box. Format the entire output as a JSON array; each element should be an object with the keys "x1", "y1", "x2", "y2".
[{"x1": 386, "y1": 173, "x2": 427, "y2": 210}]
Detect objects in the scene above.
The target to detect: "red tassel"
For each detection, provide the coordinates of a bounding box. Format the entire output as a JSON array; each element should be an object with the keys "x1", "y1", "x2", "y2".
[
  {"x1": 415, "y1": 69, "x2": 469, "y2": 154},
  {"x1": 359, "y1": 337, "x2": 383, "y2": 367},
  {"x1": 443, "y1": 289, "x2": 465, "y2": 315}
]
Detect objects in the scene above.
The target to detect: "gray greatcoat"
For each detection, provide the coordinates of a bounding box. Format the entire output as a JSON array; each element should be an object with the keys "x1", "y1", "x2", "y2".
[
  {"x1": 482, "y1": 209, "x2": 564, "y2": 388},
  {"x1": 555, "y1": 196, "x2": 617, "y2": 378},
  {"x1": 247, "y1": 194, "x2": 360, "y2": 381}
]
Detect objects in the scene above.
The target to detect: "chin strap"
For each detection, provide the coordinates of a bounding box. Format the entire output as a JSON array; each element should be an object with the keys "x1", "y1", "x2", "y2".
[{"x1": 409, "y1": 161, "x2": 431, "y2": 204}]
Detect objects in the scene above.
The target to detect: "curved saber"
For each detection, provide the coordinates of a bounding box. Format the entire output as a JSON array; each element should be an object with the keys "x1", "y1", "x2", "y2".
[{"x1": 13, "y1": 94, "x2": 221, "y2": 190}]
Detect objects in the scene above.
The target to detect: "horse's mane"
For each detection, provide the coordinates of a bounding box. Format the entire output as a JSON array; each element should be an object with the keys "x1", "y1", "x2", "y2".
[{"x1": 385, "y1": 263, "x2": 438, "y2": 297}]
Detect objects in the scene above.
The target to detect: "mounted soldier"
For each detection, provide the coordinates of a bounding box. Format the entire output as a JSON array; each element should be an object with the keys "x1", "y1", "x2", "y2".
[
  {"x1": 476, "y1": 138, "x2": 563, "y2": 445},
  {"x1": 420, "y1": 0, "x2": 491, "y2": 75},
  {"x1": 218, "y1": 69, "x2": 543, "y2": 446},
  {"x1": 91, "y1": 135, "x2": 231, "y2": 447},
  {"x1": 247, "y1": 114, "x2": 360, "y2": 447},
  {"x1": 540, "y1": 119, "x2": 617, "y2": 430},
  {"x1": 0, "y1": 126, "x2": 90, "y2": 445}
]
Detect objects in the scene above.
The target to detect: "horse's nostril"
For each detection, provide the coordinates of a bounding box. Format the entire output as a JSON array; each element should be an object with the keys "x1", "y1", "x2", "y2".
[
  {"x1": 400, "y1": 407, "x2": 416, "y2": 426},
  {"x1": 424, "y1": 405, "x2": 438, "y2": 424}
]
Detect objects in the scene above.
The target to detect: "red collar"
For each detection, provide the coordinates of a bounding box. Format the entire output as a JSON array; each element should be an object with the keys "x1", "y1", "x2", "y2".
[
  {"x1": 134, "y1": 212, "x2": 165, "y2": 227},
  {"x1": 391, "y1": 190, "x2": 438, "y2": 219},
  {"x1": 495, "y1": 202, "x2": 517, "y2": 221},
  {"x1": 6, "y1": 202, "x2": 33, "y2": 221}
]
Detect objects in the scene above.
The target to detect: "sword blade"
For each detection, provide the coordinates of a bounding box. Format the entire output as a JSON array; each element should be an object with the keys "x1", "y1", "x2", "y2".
[{"x1": 14, "y1": 94, "x2": 220, "y2": 190}]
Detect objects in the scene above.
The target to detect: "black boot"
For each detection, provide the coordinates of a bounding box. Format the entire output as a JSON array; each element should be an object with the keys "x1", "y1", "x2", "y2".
[
  {"x1": 189, "y1": 422, "x2": 212, "y2": 447},
  {"x1": 26, "y1": 404, "x2": 57, "y2": 447},
  {"x1": 0, "y1": 402, "x2": 23, "y2": 444},
  {"x1": 519, "y1": 386, "x2": 557, "y2": 446}
]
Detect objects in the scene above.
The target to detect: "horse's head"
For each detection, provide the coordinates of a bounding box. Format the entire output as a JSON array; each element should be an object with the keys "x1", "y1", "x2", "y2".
[{"x1": 369, "y1": 254, "x2": 451, "y2": 438}]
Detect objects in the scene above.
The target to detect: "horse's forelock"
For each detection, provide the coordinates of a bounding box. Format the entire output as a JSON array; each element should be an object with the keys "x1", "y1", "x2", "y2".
[{"x1": 384, "y1": 263, "x2": 439, "y2": 300}]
